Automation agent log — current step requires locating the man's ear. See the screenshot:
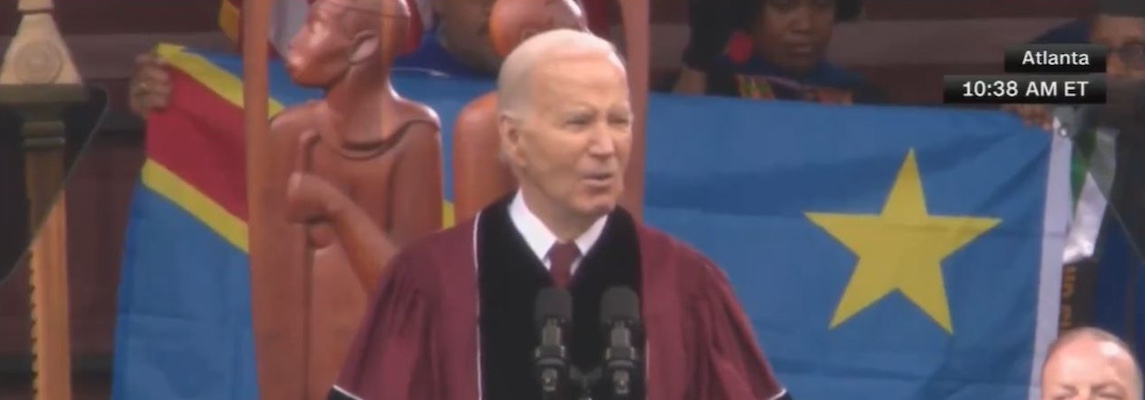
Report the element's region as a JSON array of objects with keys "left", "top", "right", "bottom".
[
  {"left": 498, "top": 113, "right": 524, "bottom": 165},
  {"left": 349, "top": 32, "right": 379, "bottom": 64}
]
